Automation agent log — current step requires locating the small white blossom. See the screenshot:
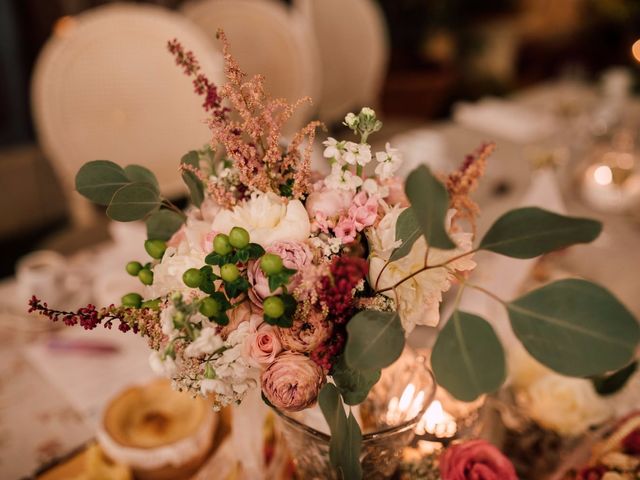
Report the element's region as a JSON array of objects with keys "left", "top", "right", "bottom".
[
  {"left": 343, "top": 112, "right": 358, "bottom": 129},
  {"left": 362, "top": 178, "right": 389, "bottom": 198},
  {"left": 375, "top": 142, "right": 403, "bottom": 180},
  {"left": 184, "top": 327, "right": 224, "bottom": 358},
  {"left": 324, "top": 163, "right": 363, "bottom": 191},
  {"left": 342, "top": 142, "right": 372, "bottom": 166},
  {"left": 322, "top": 137, "right": 342, "bottom": 161},
  {"left": 160, "top": 306, "right": 180, "bottom": 340},
  {"left": 149, "top": 351, "right": 177, "bottom": 377}
]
